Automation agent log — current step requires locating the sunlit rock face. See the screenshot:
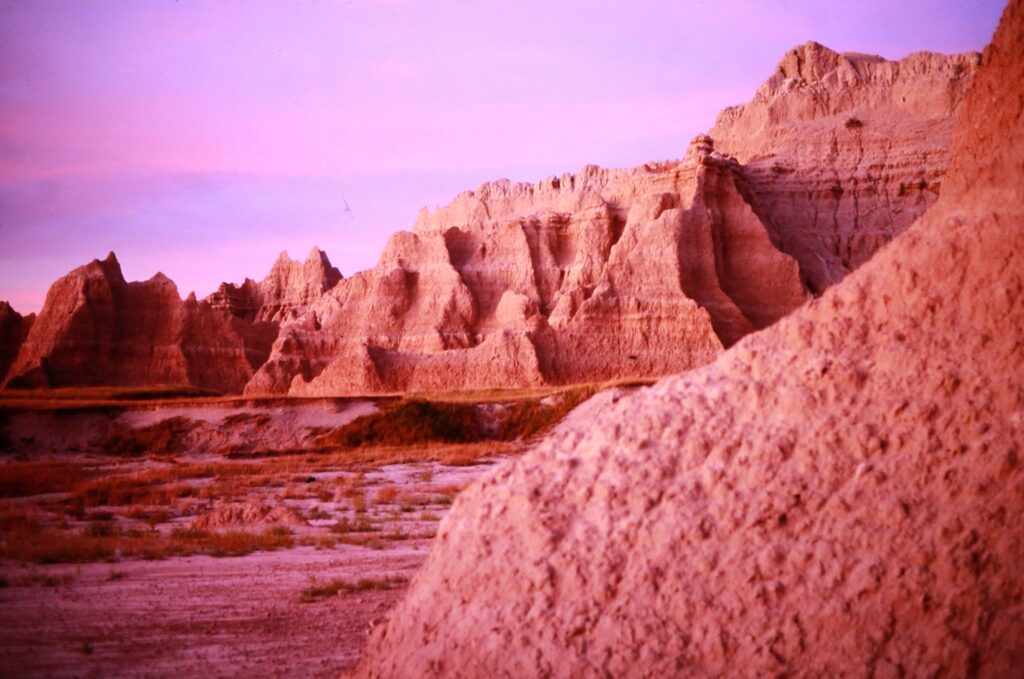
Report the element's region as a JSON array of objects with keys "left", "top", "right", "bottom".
[
  {"left": 1, "top": 37, "right": 980, "bottom": 396},
  {"left": 353, "top": 3, "right": 1024, "bottom": 676},
  {"left": 711, "top": 42, "right": 980, "bottom": 292},
  {"left": 247, "top": 138, "right": 810, "bottom": 396}
]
